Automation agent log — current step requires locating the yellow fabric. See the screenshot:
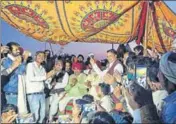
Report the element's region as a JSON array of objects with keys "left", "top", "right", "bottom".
[
  {"left": 146, "top": 2, "right": 176, "bottom": 52},
  {"left": 1, "top": 1, "right": 176, "bottom": 52}
]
